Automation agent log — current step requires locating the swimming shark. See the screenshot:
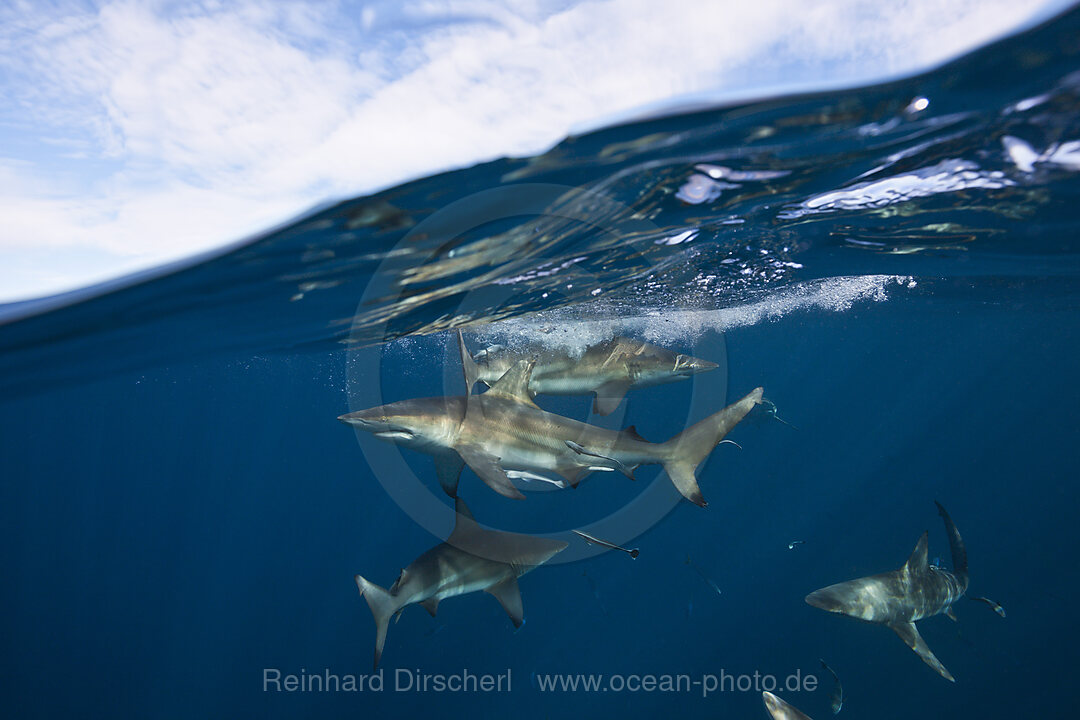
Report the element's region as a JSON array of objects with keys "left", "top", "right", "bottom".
[
  {"left": 763, "top": 691, "right": 814, "bottom": 720},
  {"left": 340, "top": 333, "right": 762, "bottom": 506},
  {"left": 461, "top": 335, "right": 719, "bottom": 415},
  {"left": 354, "top": 497, "right": 567, "bottom": 669},
  {"left": 804, "top": 502, "right": 969, "bottom": 682}
]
